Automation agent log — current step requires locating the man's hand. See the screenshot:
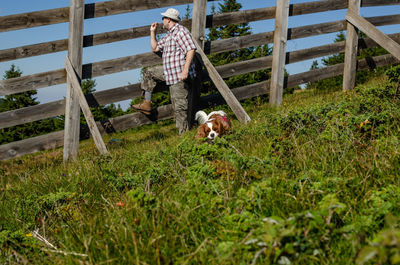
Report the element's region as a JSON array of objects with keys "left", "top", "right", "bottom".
[
  {"left": 150, "top": 22, "right": 159, "bottom": 52},
  {"left": 180, "top": 50, "right": 195, "bottom": 81},
  {"left": 180, "top": 68, "right": 189, "bottom": 81},
  {"left": 150, "top": 22, "right": 158, "bottom": 33}
]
